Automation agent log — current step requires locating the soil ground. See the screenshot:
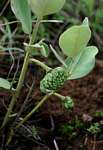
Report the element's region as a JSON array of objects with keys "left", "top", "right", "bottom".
[{"left": 0, "top": 60, "right": 103, "bottom": 150}]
